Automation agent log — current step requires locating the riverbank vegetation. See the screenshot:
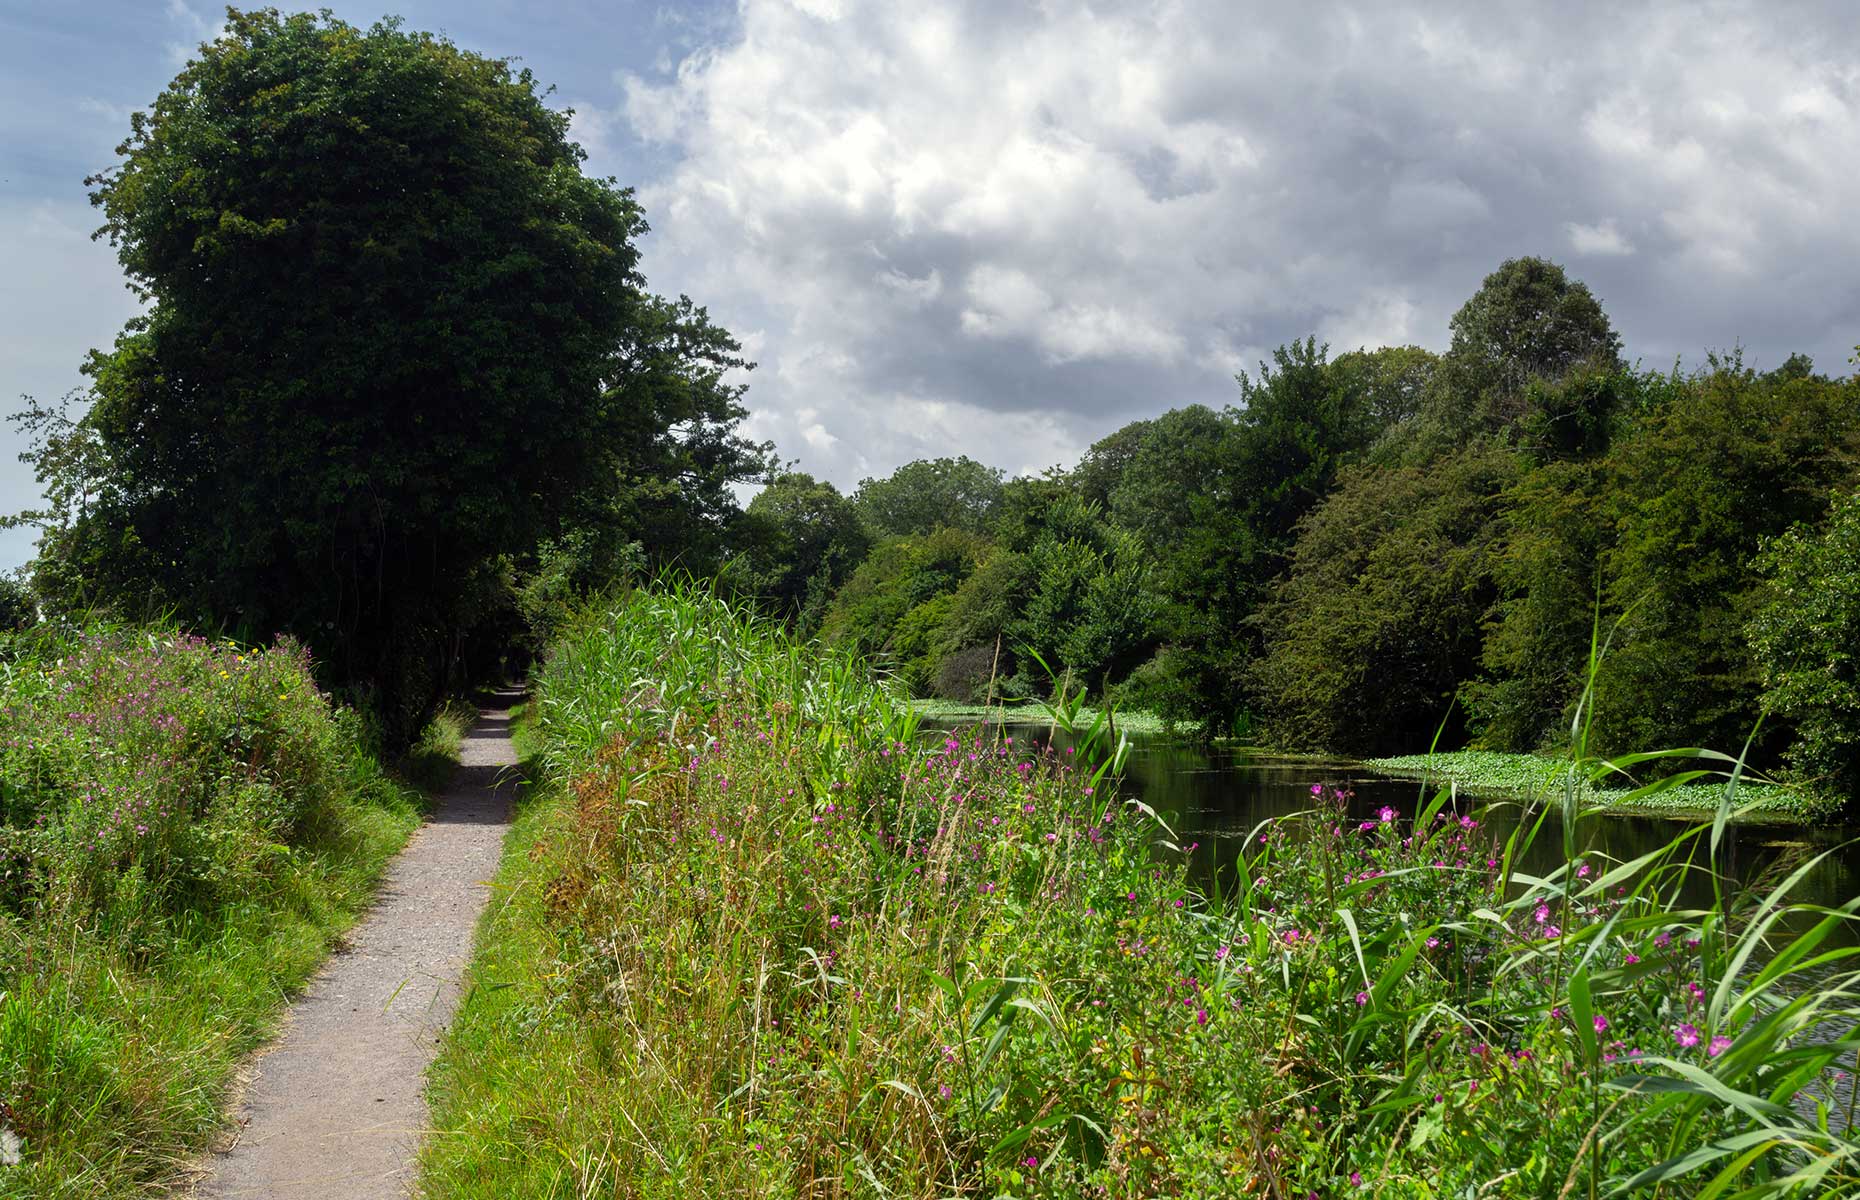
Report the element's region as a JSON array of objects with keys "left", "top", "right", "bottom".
[
  {"left": 725, "top": 264, "right": 1858, "bottom": 813},
  {"left": 1362, "top": 751, "right": 1821, "bottom": 824},
  {"left": 9, "top": 13, "right": 1853, "bottom": 805},
  {"left": 0, "top": 623, "right": 426, "bottom": 1197},
  {"left": 425, "top": 584, "right": 1859, "bottom": 1196}
]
